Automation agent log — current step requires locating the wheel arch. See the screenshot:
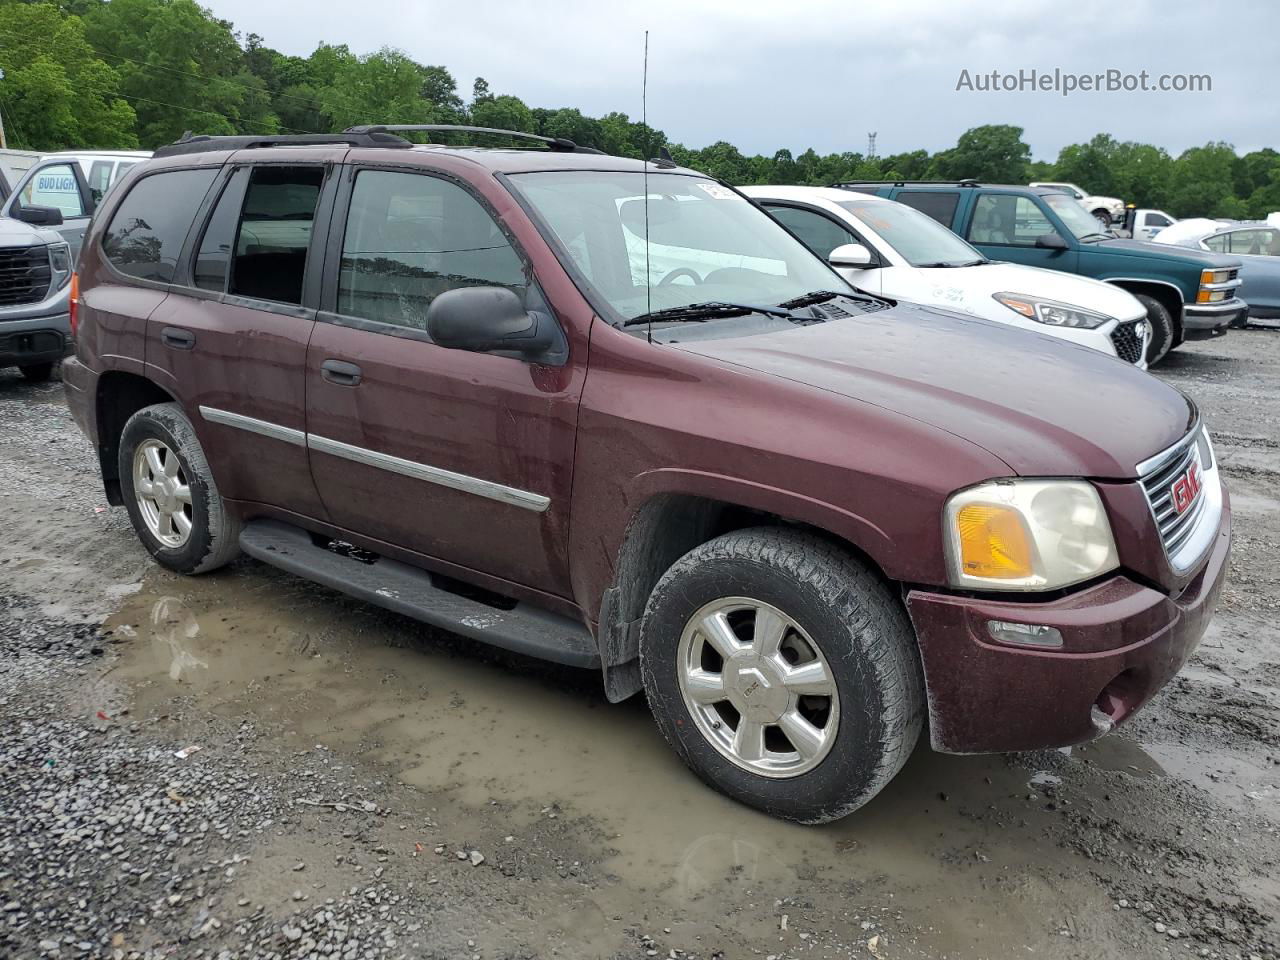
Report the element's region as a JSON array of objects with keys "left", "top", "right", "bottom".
[
  {"left": 1105, "top": 278, "right": 1185, "bottom": 328},
  {"left": 94, "top": 371, "right": 176, "bottom": 505},
  {"left": 595, "top": 483, "right": 897, "bottom": 703}
]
